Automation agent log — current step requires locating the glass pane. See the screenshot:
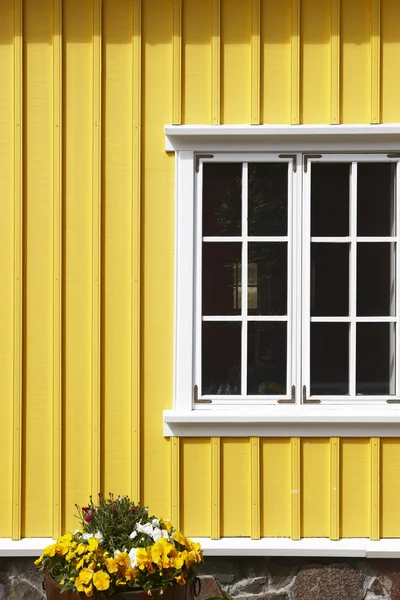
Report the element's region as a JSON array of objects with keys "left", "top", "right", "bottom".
[
  {"left": 248, "top": 243, "right": 287, "bottom": 315},
  {"left": 356, "top": 323, "right": 395, "bottom": 395},
  {"left": 357, "top": 243, "right": 395, "bottom": 316},
  {"left": 202, "top": 322, "right": 241, "bottom": 395},
  {"left": 357, "top": 163, "right": 395, "bottom": 236},
  {"left": 248, "top": 163, "right": 287, "bottom": 236},
  {"left": 311, "top": 243, "right": 349, "bottom": 316},
  {"left": 310, "top": 323, "right": 349, "bottom": 395},
  {"left": 311, "top": 163, "right": 350, "bottom": 237},
  {"left": 203, "top": 163, "right": 242, "bottom": 236},
  {"left": 202, "top": 242, "right": 242, "bottom": 315},
  {"left": 248, "top": 322, "right": 287, "bottom": 395}
]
